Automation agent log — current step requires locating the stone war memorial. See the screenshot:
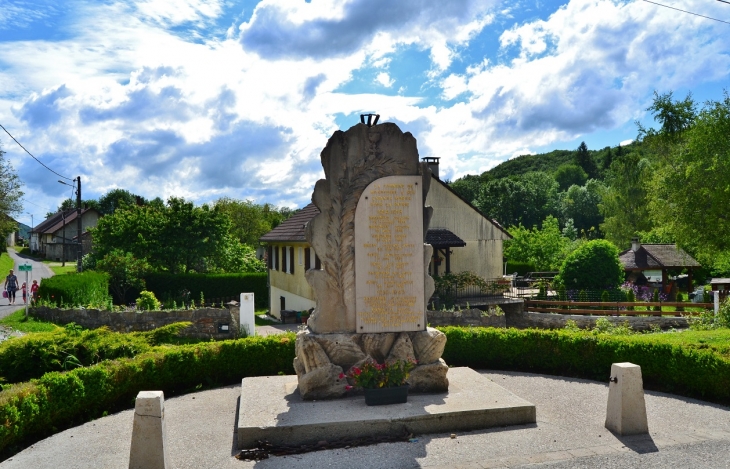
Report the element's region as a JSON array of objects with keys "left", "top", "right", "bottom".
[
  {"left": 237, "top": 119, "right": 536, "bottom": 449},
  {"left": 294, "top": 119, "right": 449, "bottom": 399}
]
